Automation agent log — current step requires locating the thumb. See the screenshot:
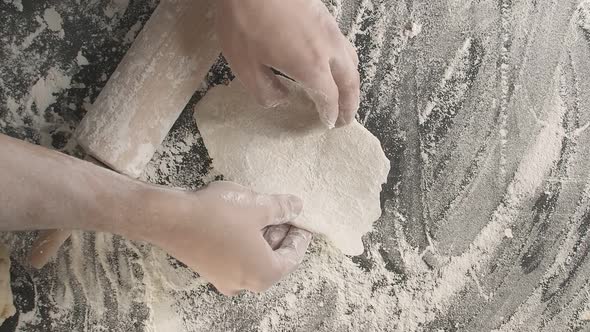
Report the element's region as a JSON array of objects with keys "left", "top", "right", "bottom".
[{"left": 261, "top": 194, "right": 303, "bottom": 226}]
